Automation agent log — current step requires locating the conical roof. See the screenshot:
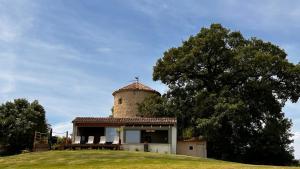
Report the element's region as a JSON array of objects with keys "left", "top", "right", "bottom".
[{"left": 112, "top": 82, "right": 160, "bottom": 96}]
